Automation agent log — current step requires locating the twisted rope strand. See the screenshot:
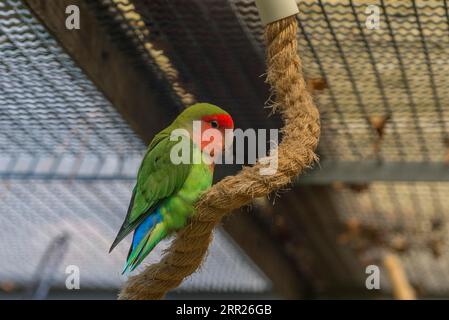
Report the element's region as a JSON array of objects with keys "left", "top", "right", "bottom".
[{"left": 118, "top": 15, "right": 320, "bottom": 300}]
